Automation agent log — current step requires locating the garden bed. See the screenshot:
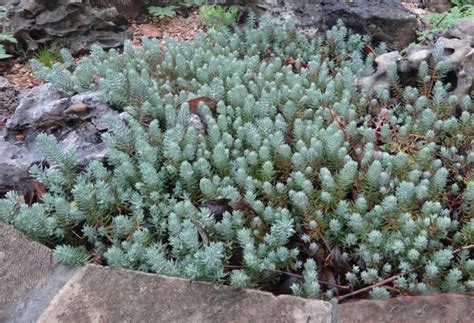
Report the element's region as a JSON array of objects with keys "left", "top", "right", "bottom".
[{"left": 1, "top": 16, "right": 472, "bottom": 303}]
